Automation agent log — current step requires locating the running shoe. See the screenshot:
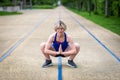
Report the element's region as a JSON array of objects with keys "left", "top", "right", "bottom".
[
  {"left": 42, "top": 60, "right": 53, "bottom": 68},
  {"left": 67, "top": 60, "right": 77, "bottom": 68}
]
